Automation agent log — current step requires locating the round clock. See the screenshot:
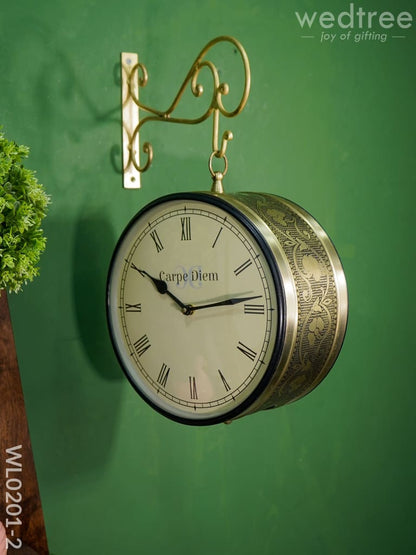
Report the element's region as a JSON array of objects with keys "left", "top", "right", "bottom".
[{"left": 107, "top": 191, "right": 348, "bottom": 425}]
